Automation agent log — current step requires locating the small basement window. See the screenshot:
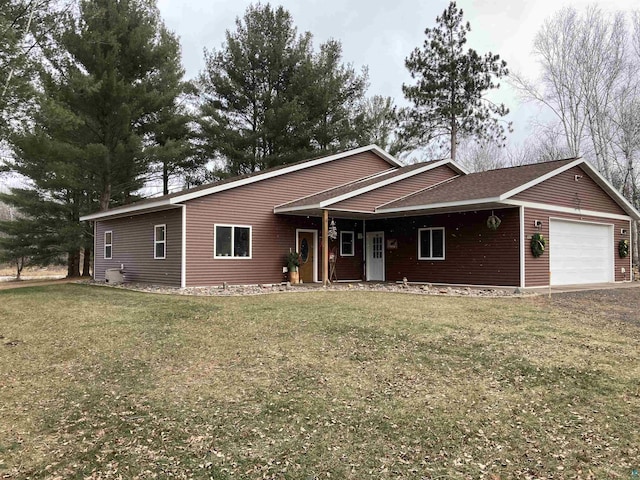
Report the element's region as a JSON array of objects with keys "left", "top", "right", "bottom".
[
  {"left": 104, "top": 231, "right": 112, "bottom": 259},
  {"left": 340, "top": 231, "right": 354, "bottom": 256},
  {"left": 214, "top": 224, "right": 252, "bottom": 258},
  {"left": 418, "top": 227, "right": 445, "bottom": 260},
  {"left": 154, "top": 224, "right": 166, "bottom": 259}
]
